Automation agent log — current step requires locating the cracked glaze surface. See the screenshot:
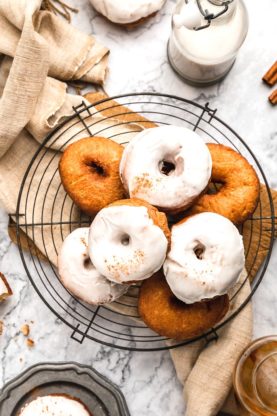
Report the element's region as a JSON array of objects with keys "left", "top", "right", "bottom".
[{"left": 0, "top": 1, "right": 276, "bottom": 415}]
